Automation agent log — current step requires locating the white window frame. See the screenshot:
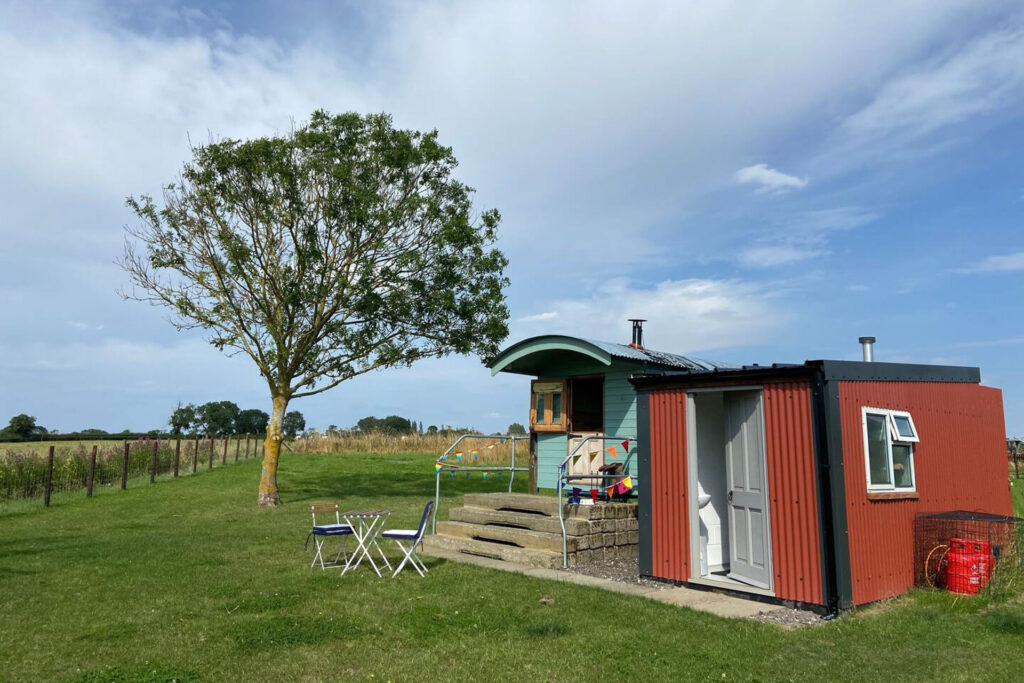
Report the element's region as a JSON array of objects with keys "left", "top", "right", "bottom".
[
  {"left": 861, "top": 407, "right": 917, "bottom": 493},
  {"left": 887, "top": 410, "right": 920, "bottom": 443}
]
